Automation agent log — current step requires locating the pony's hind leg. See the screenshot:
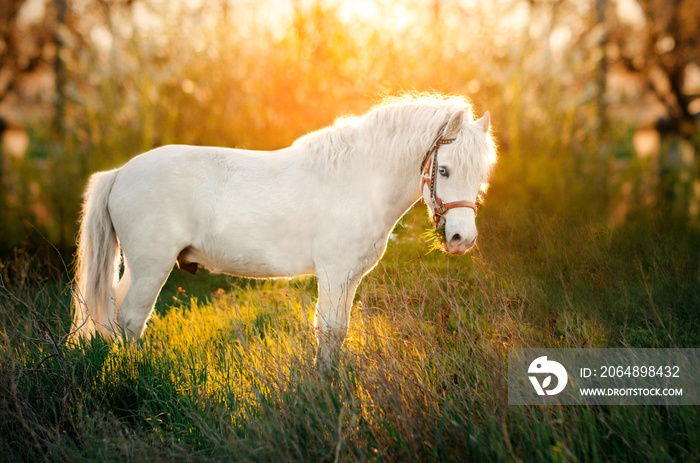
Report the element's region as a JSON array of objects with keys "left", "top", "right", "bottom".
[{"left": 115, "top": 252, "right": 175, "bottom": 340}]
